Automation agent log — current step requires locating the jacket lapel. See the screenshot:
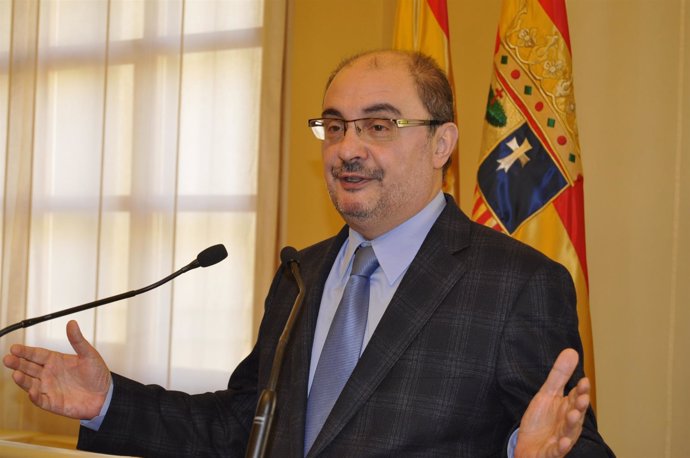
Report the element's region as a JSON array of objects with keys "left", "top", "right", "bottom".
[{"left": 306, "top": 197, "right": 472, "bottom": 457}]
